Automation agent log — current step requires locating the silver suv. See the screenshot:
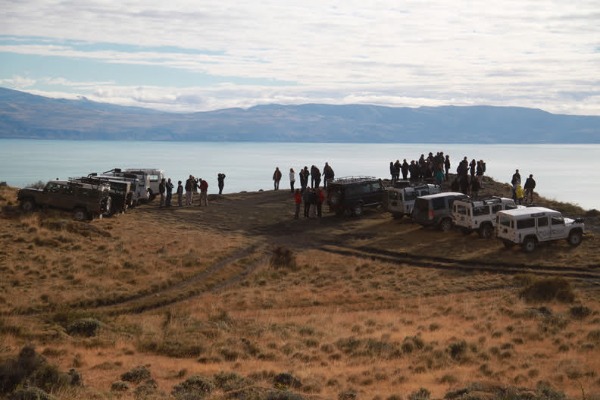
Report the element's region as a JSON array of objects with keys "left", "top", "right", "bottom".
[
  {"left": 385, "top": 184, "right": 441, "bottom": 219},
  {"left": 496, "top": 207, "right": 585, "bottom": 252},
  {"left": 452, "top": 197, "right": 520, "bottom": 239}
]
